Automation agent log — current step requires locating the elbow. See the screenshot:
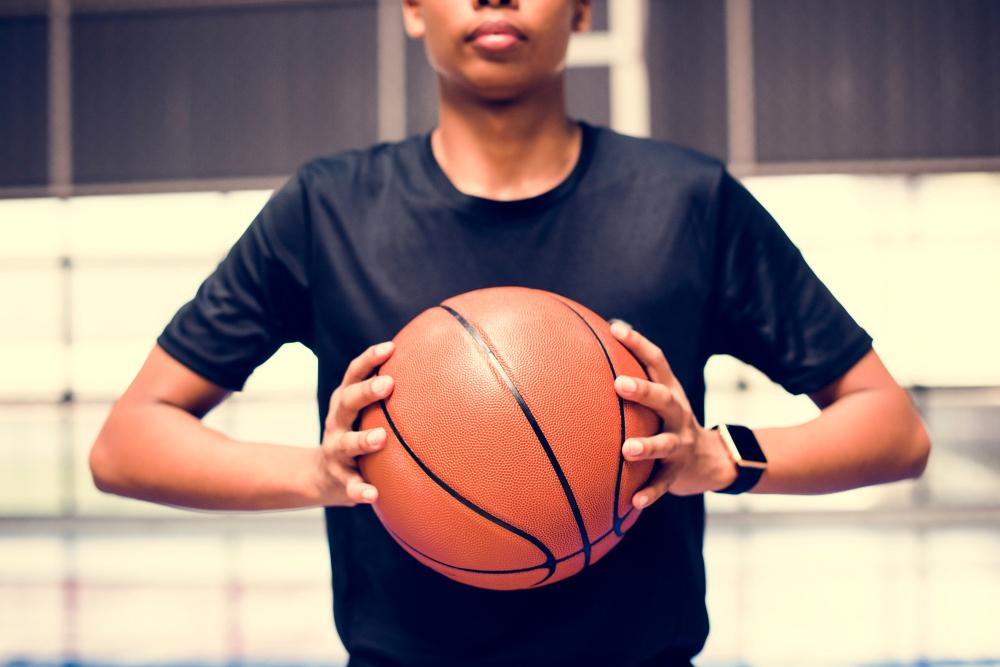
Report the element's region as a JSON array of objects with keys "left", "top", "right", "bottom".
[
  {"left": 89, "top": 411, "right": 132, "bottom": 496},
  {"left": 902, "top": 418, "right": 931, "bottom": 481},
  {"left": 883, "top": 386, "right": 931, "bottom": 483},
  {"left": 89, "top": 401, "right": 140, "bottom": 496},
  {"left": 89, "top": 437, "right": 119, "bottom": 494}
]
